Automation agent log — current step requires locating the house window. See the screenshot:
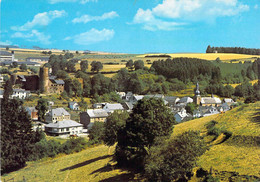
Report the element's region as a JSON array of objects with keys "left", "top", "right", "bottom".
[{"left": 66, "top": 128, "right": 69, "bottom": 131}]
